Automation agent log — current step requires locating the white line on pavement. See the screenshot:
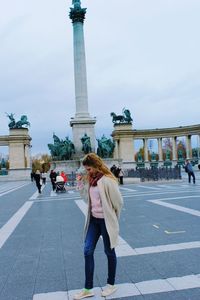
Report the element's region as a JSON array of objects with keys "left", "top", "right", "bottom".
[
  {"left": 0, "top": 201, "right": 33, "bottom": 249},
  {"left": 149, "top": 199, "right": 200, "bottom": 217},
  {"left": 119, "top": 187, "right": 137, "bottom": 192},
  {"left": 137, "top": 185, "right": 161, "bottom": 190},
  {"left": 0, "top": 182, "right": 30, "bottom": 197},
  {"left": 33, "top": 273, "right": 200, "bottom": 300},
  {"left": 75, "top": 199, "right": 200, "bottom": 256}
]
